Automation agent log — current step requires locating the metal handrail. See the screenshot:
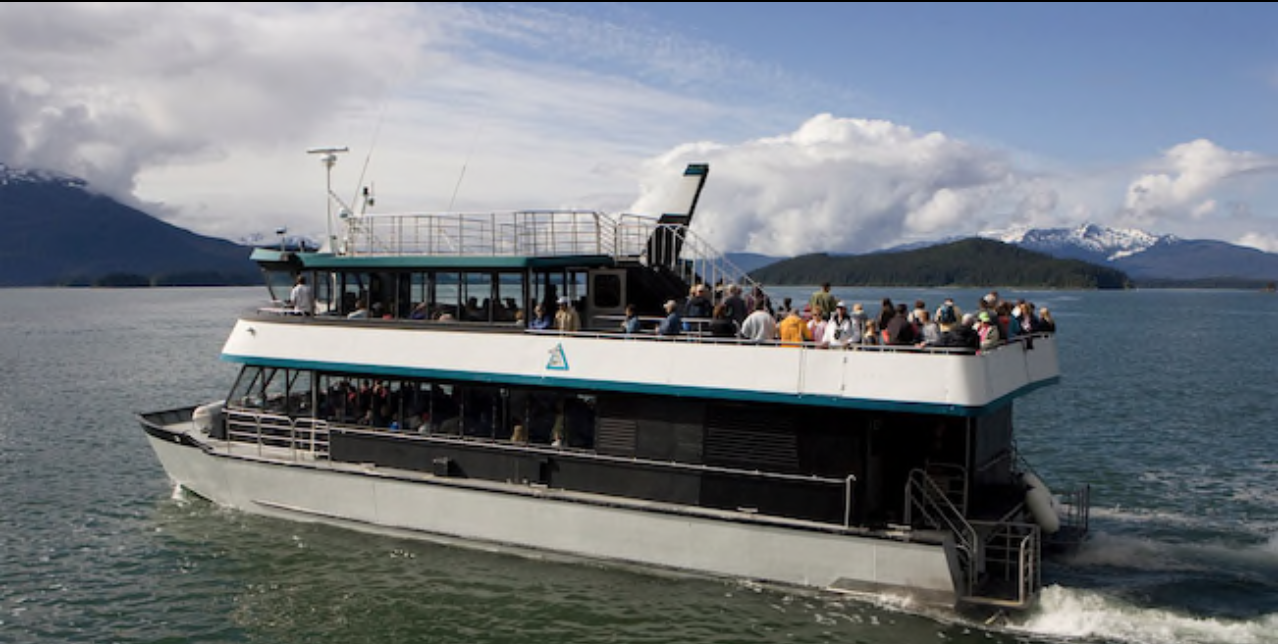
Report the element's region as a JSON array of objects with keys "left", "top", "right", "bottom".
[
  {"left": 224, "top": 409, "right": 330, "bottom": 459},
  {"left": 905, "top": 468, "right": 982, "bottom": 595}
]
